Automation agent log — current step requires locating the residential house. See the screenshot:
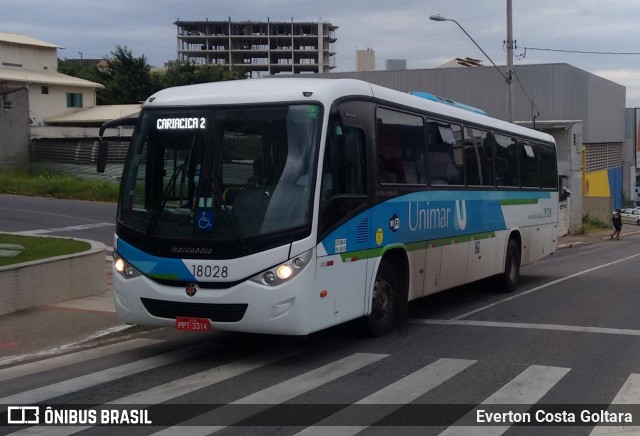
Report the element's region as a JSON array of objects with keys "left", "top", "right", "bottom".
[{"left": 0, "top": 31, "right": 104, "bottom": 127}]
